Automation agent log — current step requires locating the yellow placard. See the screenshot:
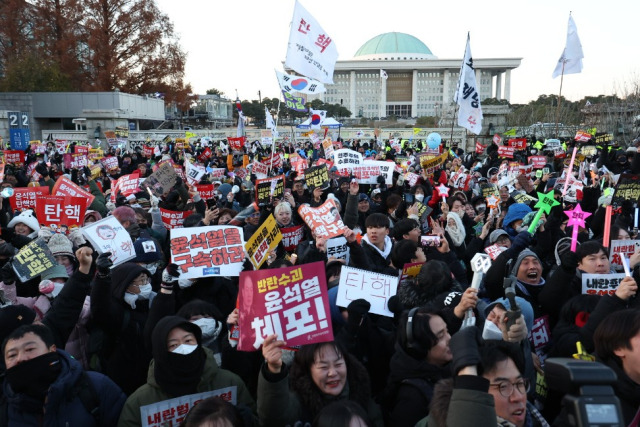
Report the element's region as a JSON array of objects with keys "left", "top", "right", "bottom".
[{"left": 244, "top": 214, "right": 282, "bottom": 270}]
